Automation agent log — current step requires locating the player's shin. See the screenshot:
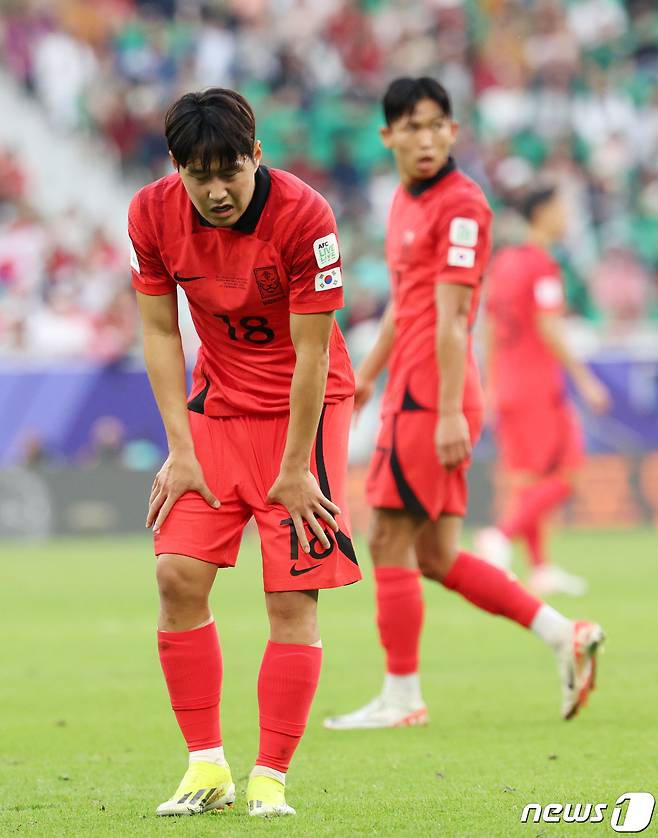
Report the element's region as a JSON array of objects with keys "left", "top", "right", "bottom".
[
  {"left": 442, "top": 551, "right": 542, "bottom": 628},
  {"left": 500, "top": 475, "right": 572, "bottom": 540},
  {"left": 375, "top": 566, "right": 424, "bottom": 694},
  {"left": 323, "top": 566, "right": 427, "bottom": 729},
  {"left": 523, "top": 521, "right": 547, "bottom": 568},
  {"left": 157, "top": 621, "right": 223, "bottom": 752},
  {"left": 255, "top": 640, "right": 322, "bottom": 776}
]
